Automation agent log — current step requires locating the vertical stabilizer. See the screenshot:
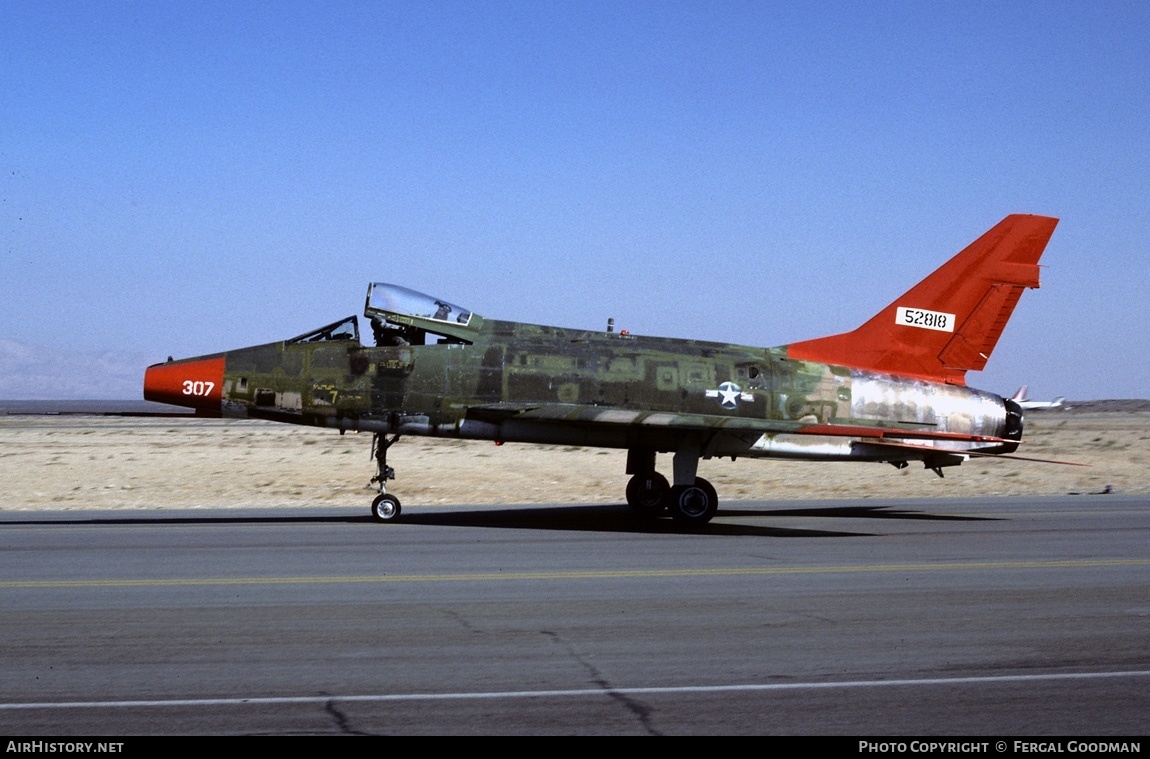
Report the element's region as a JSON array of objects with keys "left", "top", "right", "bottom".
[{"left": 785, "top": 214, "right": 1059, "bottom": 384}]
